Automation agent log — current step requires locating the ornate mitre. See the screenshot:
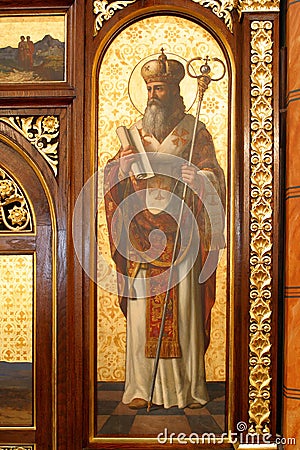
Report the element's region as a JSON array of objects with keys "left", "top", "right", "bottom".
[{"left": 141, "top": 48, "right": 185, "bottom": 85}]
